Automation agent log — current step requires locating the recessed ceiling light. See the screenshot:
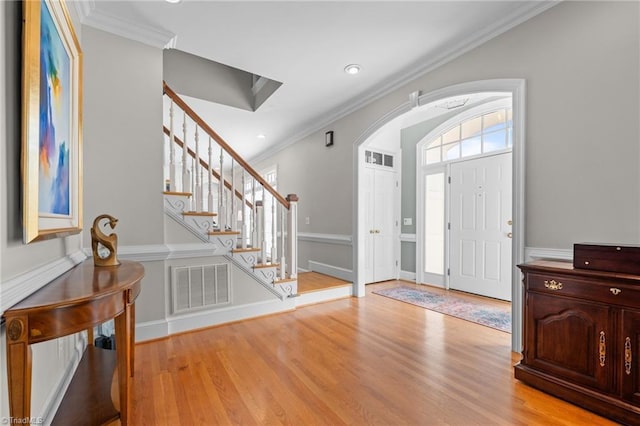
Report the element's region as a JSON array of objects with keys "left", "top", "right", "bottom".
[
  {"left": 344, "top": 64, "right": 361, "bottom": 75},
  {"left": 166, "top": 0, "right": 181, "bottom": 4},
  {"left": 257, "top": 134, "right": 266, "bottom": 139}
]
